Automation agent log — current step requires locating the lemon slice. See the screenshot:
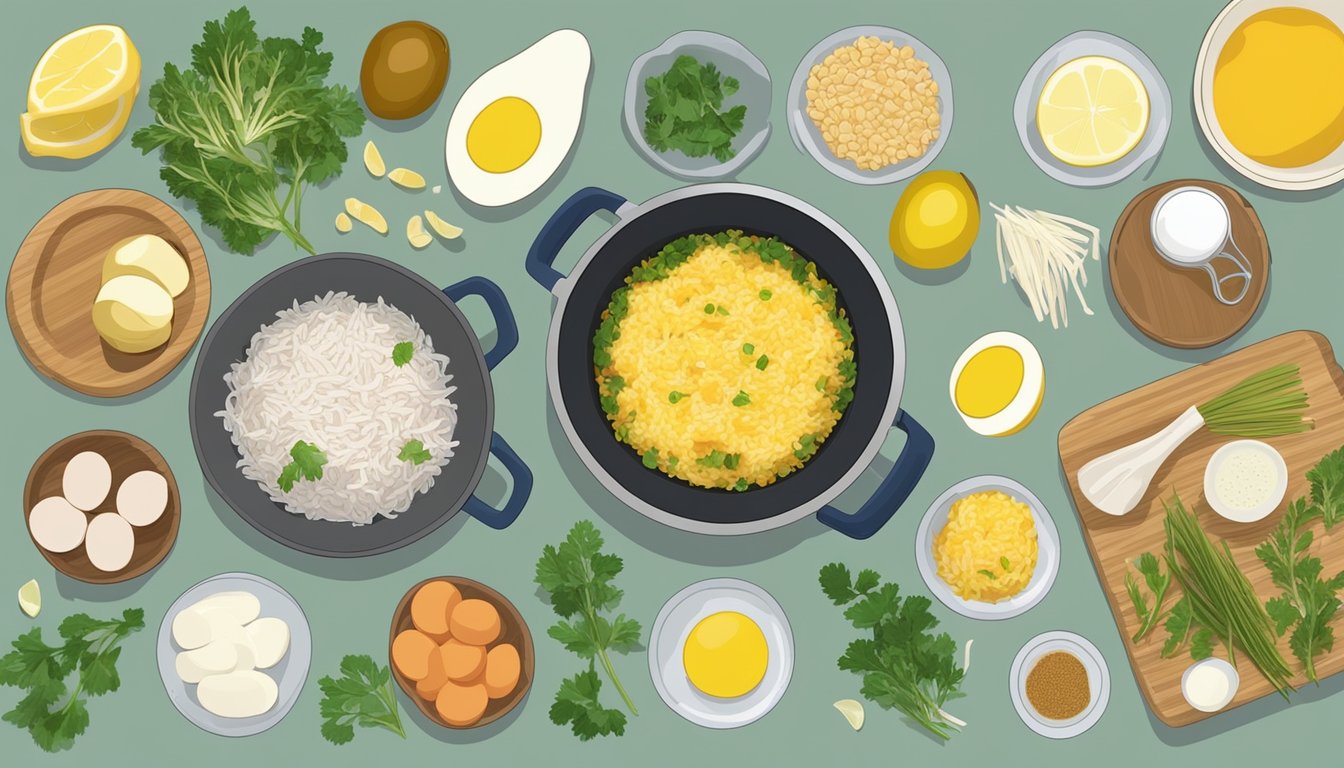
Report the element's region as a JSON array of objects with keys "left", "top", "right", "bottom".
[
  {"left": 335, "top": 212, "right": 353, "bottom": 233},
  {"left": 20, "top": 90, "right": 135, "bottom": 159},
  {"left": 406, "top": 215, "right": 432, "bottom": 249},
  {"left": 833, "top": 699, "right": 864, "bottom": 730},
  {"left": 424, "top": 210, "right": 463, "bottom": 240},
  {"left": 18, "top": 580, "right": 40, "bottom": 618},
  {"left": 389, "top": 167, "right": 427, "bottom": 190},
  {"left": 363, "top": 141, "right": 386, "bottom": 177},
  {"left": 28, "top": 25, "right": 140, "bottom": 116},
  {"left": 344, "top": 198, "right": 387, "bottom": 234},
  {"left": 1036, "top": 56, "right": 1149, "bottom": 167}
]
